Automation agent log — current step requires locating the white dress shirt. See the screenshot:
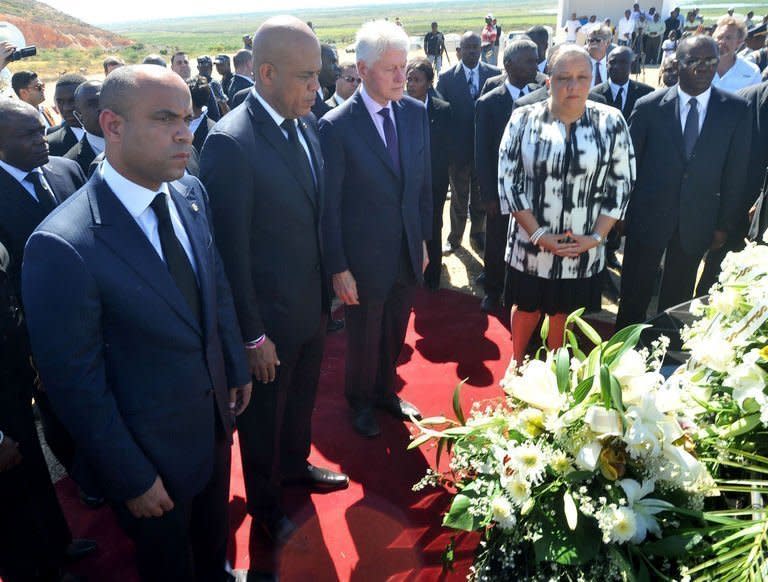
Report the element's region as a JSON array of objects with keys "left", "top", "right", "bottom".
[
  {"left": 188, "top": 107, "right": 208, "bottom": 136},
  {"left": 359, "top": 84, "right": 398, "bottom": 147},
  {"left": 590, "top": 57, "right": 607, "bottom": 88},
  {"left": 677, "top": 86, "right": 711, "bottom": 134},
  {"left": 609, "top": 80, "right": 630, "bottom": 110},
  {"left": 250, "top": 87, "right": 316, "bottom": 182},
  {"left": 564, "top": 19, "right": 582, "bottom": 42},
  {"left": 617, "top": 17, "right": 635, "bottom": 40},
  {"left": 85, "top": 132, "right": 105, "bottom": 156},
  {"left": 461, "top": 63, "right": 480, "bottom": 95},
  {"left": 332, "top": 93, "right": 345, "bottom": 106},
  {"left": 0, "top": 159, "right": 51, "bottom": 202},
  {"left": 505, "top": 81, "right": 529, "bottom": 101},
  {"left": 712, "top": 57, "right": 763, "bottom": 93},
  {"left": 101, "top": 160, "right": 197, "bottom": 274}
]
